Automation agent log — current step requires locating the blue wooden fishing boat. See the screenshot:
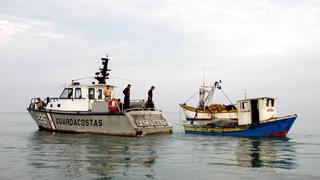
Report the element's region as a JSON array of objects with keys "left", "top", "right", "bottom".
[
  {"left": 184, "top": 114, "right": 297, "bottom": 137},
  {"left": 181, "top": 81, "right": 297, "bottom": 137}
]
